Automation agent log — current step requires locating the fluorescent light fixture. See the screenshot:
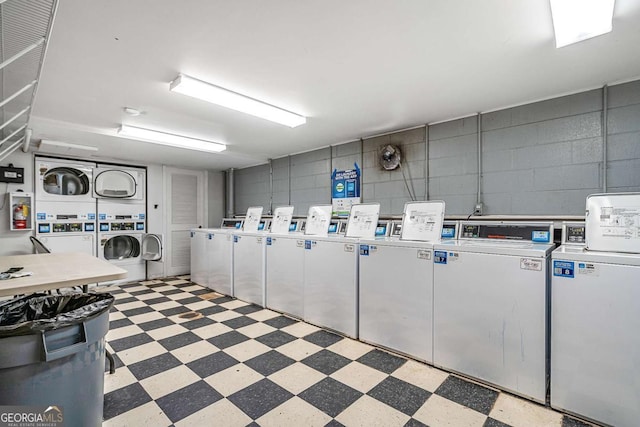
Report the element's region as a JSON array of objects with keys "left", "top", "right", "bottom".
[
  {"left": 170, "top": 74, "right": 306, "bottom": 128},
  {"left": 550, "top": 0, "right": 615, "bottom": 48},
  {"left": 40, "top": 139, "right": 99, "bottom": 152},
  {"left": 117, "top": 125, "right": 226, "bottom": 153}
]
